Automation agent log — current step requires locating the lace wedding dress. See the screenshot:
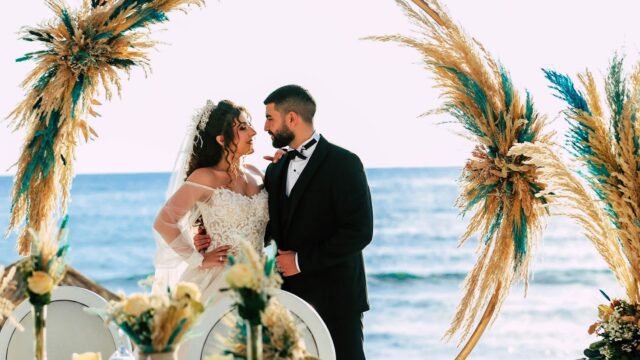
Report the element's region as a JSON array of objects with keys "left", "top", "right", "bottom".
[{"left": 153, "top": 180, "right": 269, "bottom": 302}]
